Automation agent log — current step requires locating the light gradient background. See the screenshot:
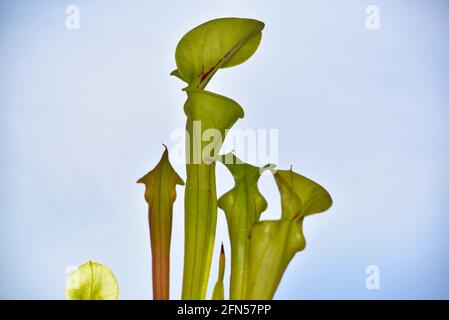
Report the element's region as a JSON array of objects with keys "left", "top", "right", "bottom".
[{"left": 1, "top": 0, "right": 448, "bottom": 299}]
